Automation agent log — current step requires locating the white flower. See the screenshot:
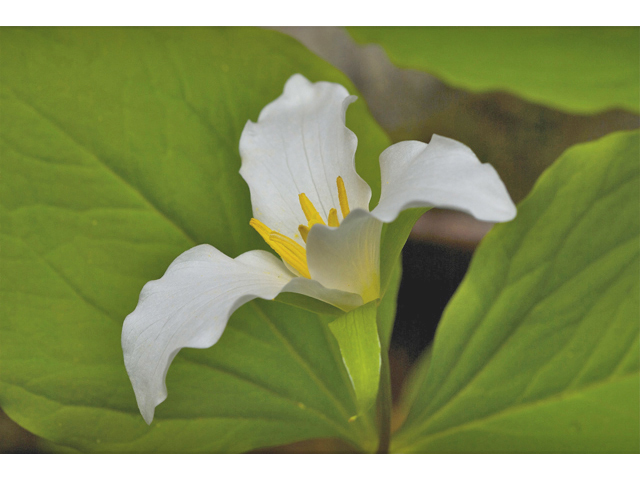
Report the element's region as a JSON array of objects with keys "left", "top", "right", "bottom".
[{"left": 122, "top": 74, "right": 516, "bottom": 424}]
